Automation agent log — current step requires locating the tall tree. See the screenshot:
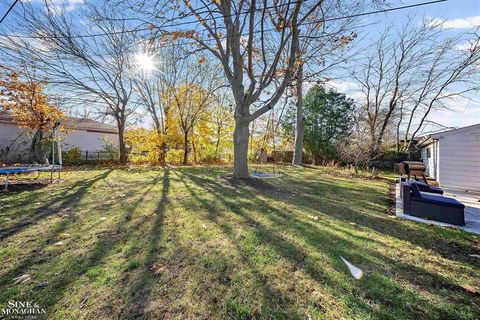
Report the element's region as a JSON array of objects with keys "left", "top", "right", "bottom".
[
  {"left": 162, "top": 59, "right": 221, "bottom": 164},
  {"left": 210, "top": 91, "right": 234, "bottom": 161},
  {"left": 292, "top": 65, "right": 304, "bottom": 165},
  {"left": 290, "top": 4, "right": 363, "bottom": 165},
  {"left": 285, "top": 85, "right": 353, "bottom": 163}
]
